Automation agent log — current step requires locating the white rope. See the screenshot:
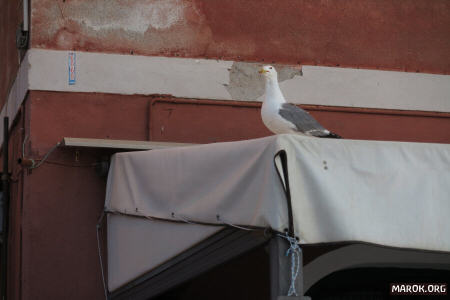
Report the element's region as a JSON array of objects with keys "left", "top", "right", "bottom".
[
  {"left": 171, "top": 213, "right": 256, "bottom": 231},
  {"left": 278, "top": 233, "right": 301, "bottom": 297},
  {"left": 216, "top": 215, "right": 255, "bottom": 231}
]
